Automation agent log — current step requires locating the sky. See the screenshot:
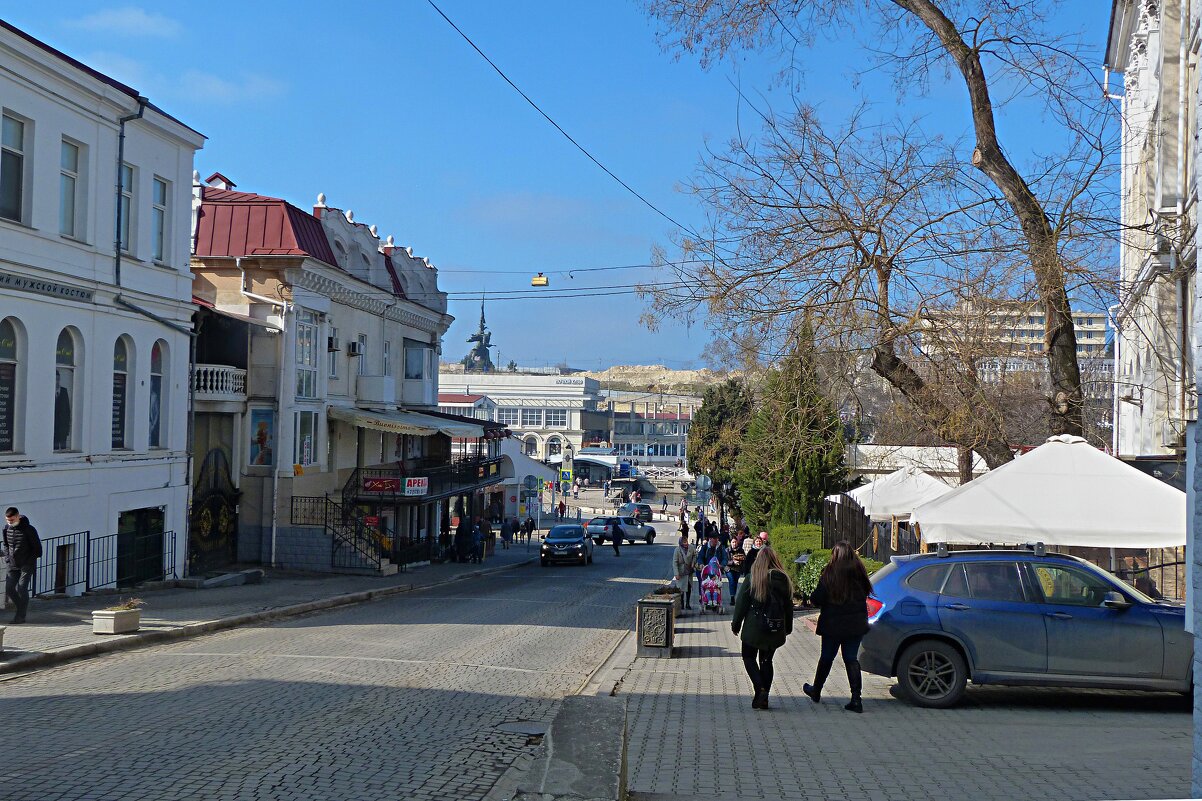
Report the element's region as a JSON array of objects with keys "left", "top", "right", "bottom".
[{"left": 6, "top": 1, "right": 1110, "bottom": 370}]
